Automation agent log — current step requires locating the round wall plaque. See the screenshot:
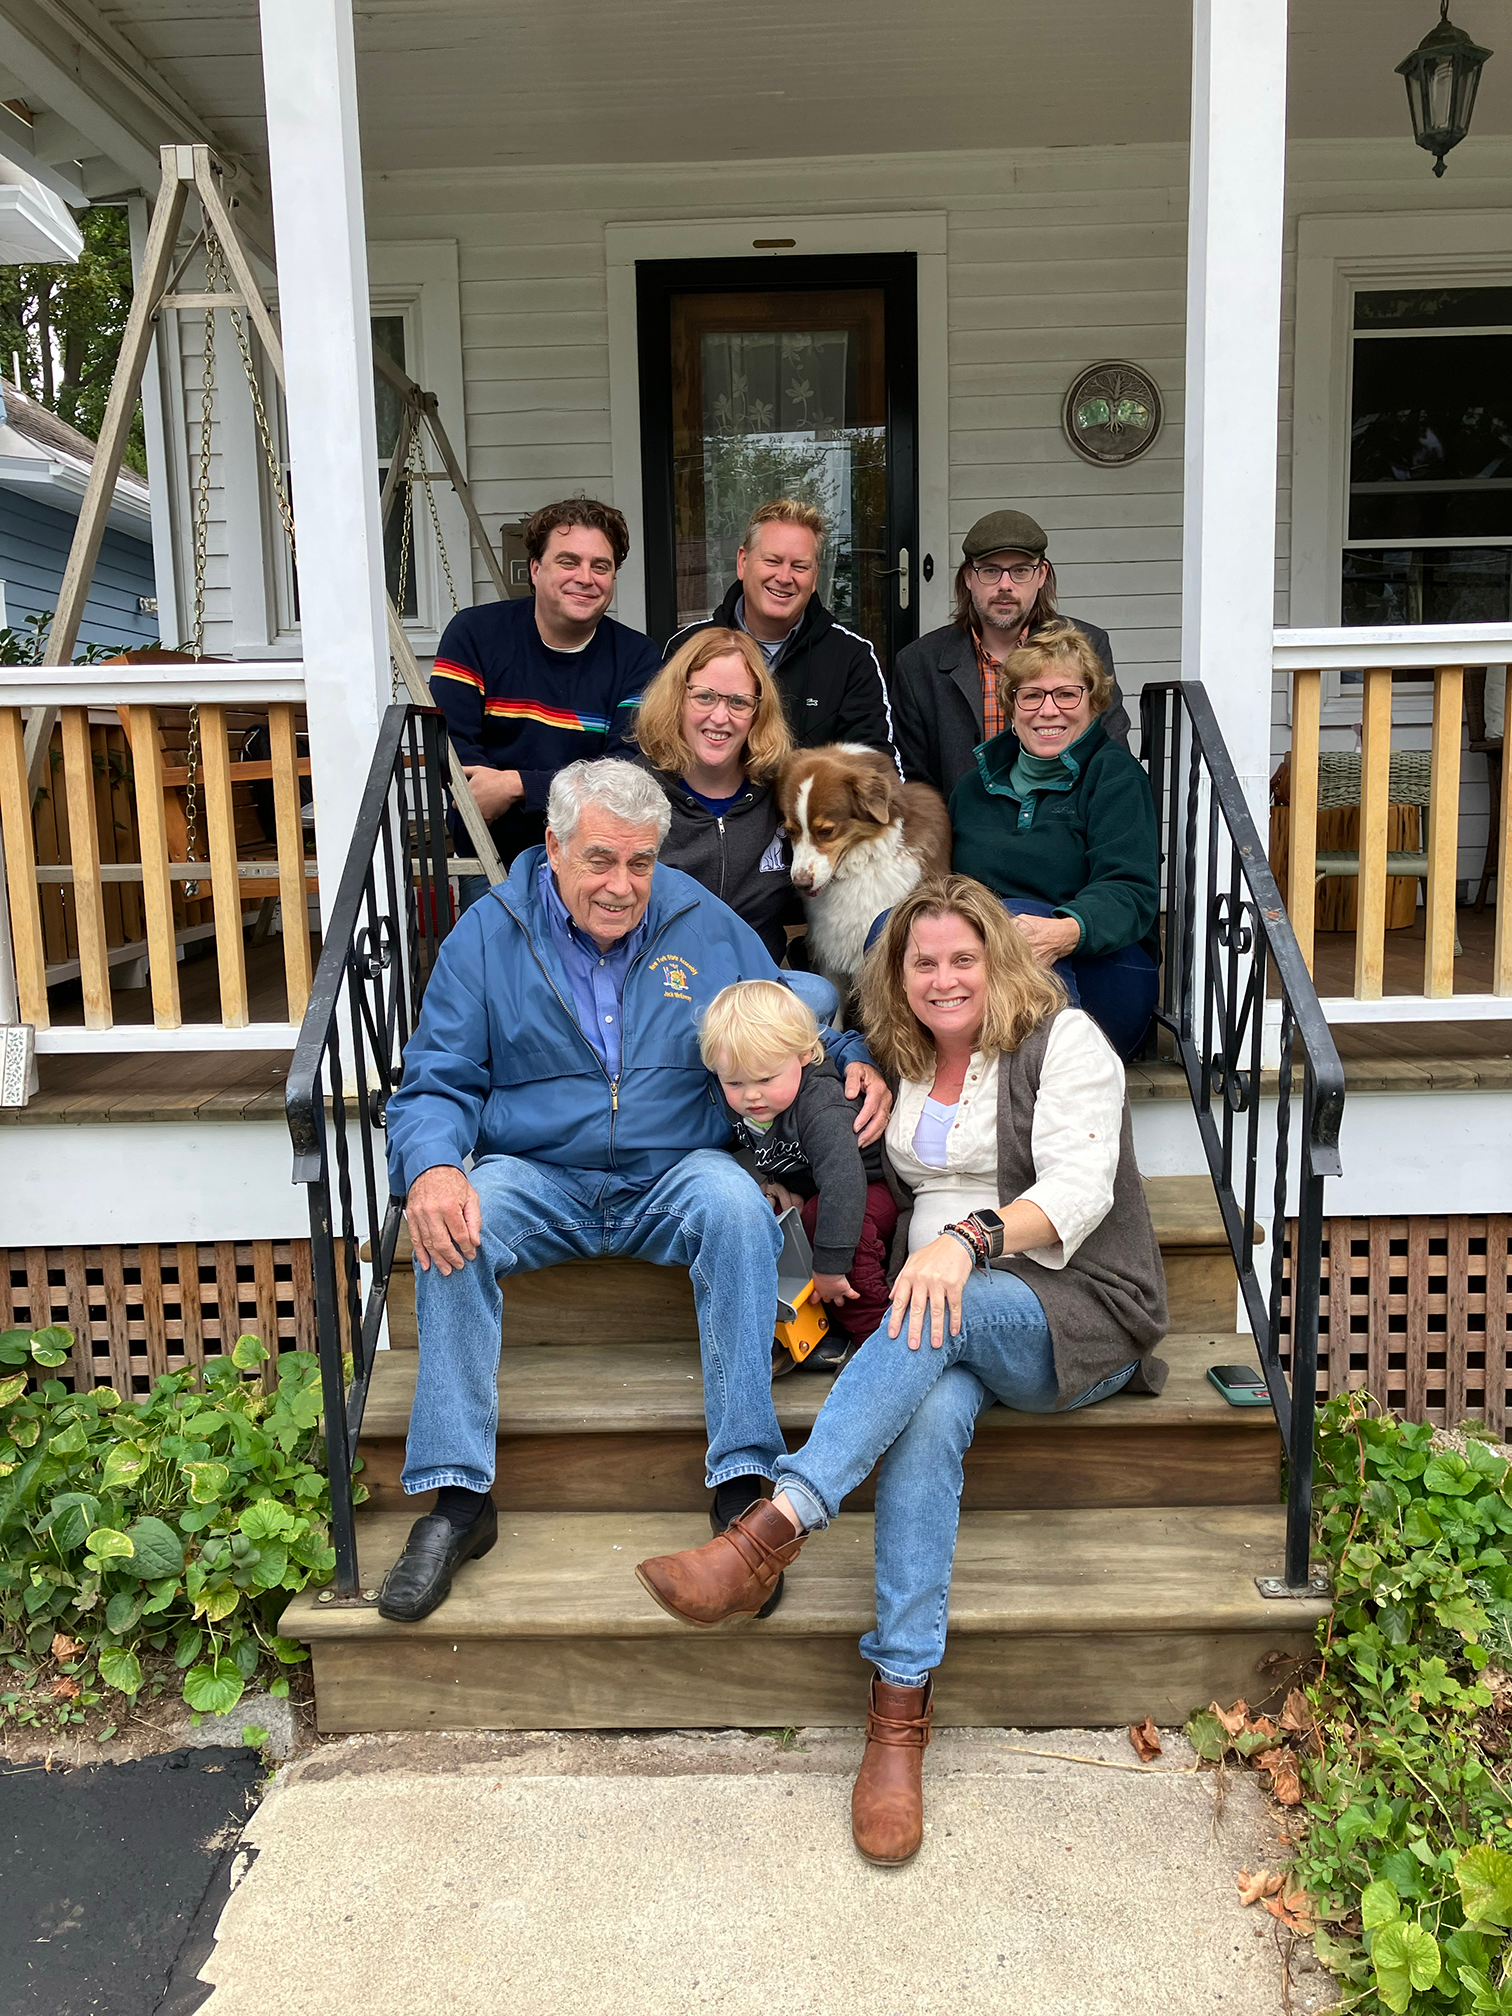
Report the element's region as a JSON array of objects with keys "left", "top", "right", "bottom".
[{"left": 1062, "top": 360, "right": 1163, "bottom": 466}]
